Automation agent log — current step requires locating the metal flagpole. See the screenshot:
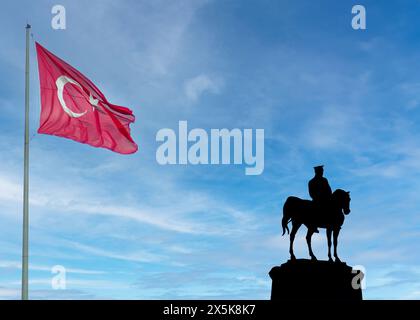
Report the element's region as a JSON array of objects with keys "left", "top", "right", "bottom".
[{"left": 22, "top": 23, "right": 31, "bottom": 300}]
